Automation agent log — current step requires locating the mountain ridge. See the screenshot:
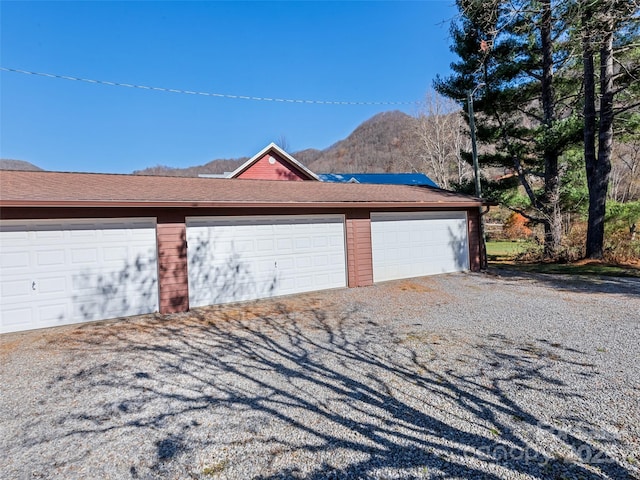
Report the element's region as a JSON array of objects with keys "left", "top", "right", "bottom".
[
  {"left": 1, "top": 110, "right": 425, "bottom": 176},
  {"left": 134, "top": 110, "right": 422, "bottom": 177},
  {"left": 0, "top": 159, "right": 44, "bottom": 171}
]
